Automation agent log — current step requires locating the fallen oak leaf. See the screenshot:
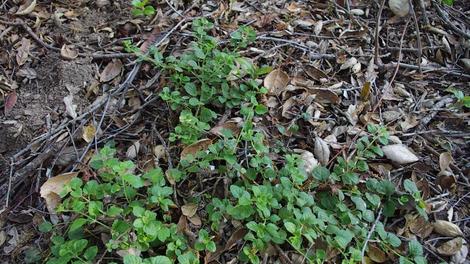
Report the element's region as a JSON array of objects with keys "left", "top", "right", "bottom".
[
  {"left": 180, "top": 138, "right": 213, "bottom": 159},
  {"left": 382, "top": 144, "right": 419, "bottom": 164},
  {"left": 82, "top": 124, "right": 96, "bottom": 143},
  {"left": 433, "top": 220, "right": 463, "bottom": 237},
  {"left": 40, "top": 172, "right": 79, "bottom": 215},
  {"left": 389, "top": 0, "right": 410, "bottom": 17},
  {"left": 437, "top": 237, "right": 463, "bottom": 256},
  {"left": 4, "top": 91, "right": 17, "bottom": 115},
  {"left": 100, "top": 59, "right": 123, "bottom": 82},
  {"left": 314, "top": 137, "right": 330, "bottom": 165},
  {"left": 264, "top": 69, "right": 289, "bottom": 96},
  {"left": 181, "top": 203, "right": 198, "bottom": 218},
  {"left": 15, "top": 0, "right": 36, "bottom": 15},
  {"left": 60, "top": 44, "right": 79, "bottom": 60}
]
